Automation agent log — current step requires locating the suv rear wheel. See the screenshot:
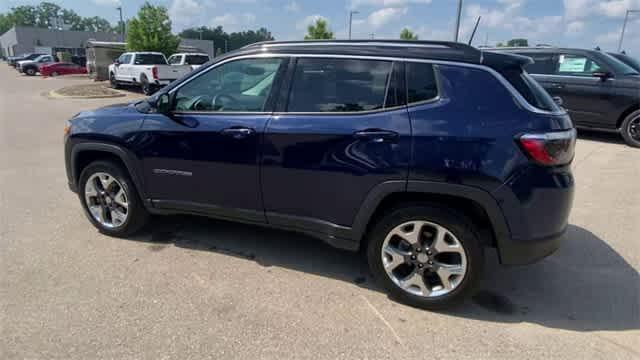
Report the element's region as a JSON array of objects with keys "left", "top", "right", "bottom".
[
  {"left": 78, "top": 160, "right": 149, "bottom": 237},
  {"left": 367, "top": 204, "right": 483, "bottom": 309},
  {"left": 621, "top": 109, "right": 640, "bottom": 148},
  {"left": 25, "top": 67, "right": 36, "bottom": 76}
]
